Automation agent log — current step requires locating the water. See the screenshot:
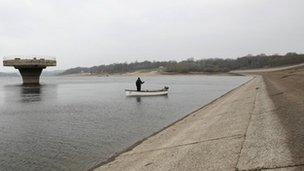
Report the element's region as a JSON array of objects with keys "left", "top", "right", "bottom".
[{"left": 0, "top": 75, "right": 250, "bottom": 171}]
